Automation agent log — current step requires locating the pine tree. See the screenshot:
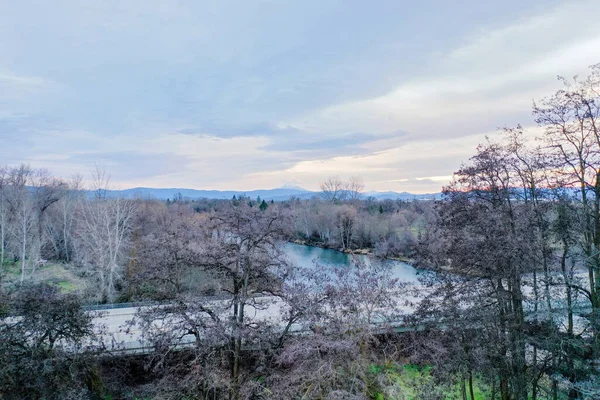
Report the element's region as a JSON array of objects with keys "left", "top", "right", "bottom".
[{"left": 260, "top": 199, "right": 268, "bottom": 211}]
